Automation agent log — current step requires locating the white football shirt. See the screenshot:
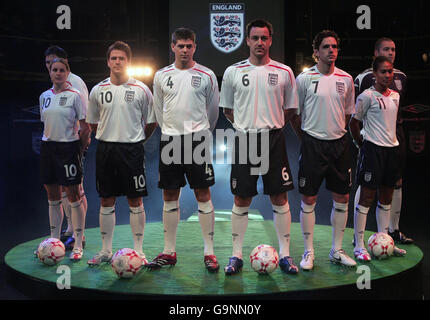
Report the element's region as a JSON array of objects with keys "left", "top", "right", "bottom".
[
  {"left": 66, "top": 72, "right": 89, "bottom": 112},
  {"left": 87, "top": 77, "right": 155, "bottom": 143},
  {"left": 39, "top": 85, "right": 85, "bottom": 142},
  {"left": 153, "top": 63, "right": 219, "bottom": 136},
  {"left": 354, "top": 87, "right": 400, "bottom": 147},
  {"left": 220, "top": 59, "right": 298, "bottom": 133},
  {"left": 296, "top": 65, "right": 355, "bottom": 140}
]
